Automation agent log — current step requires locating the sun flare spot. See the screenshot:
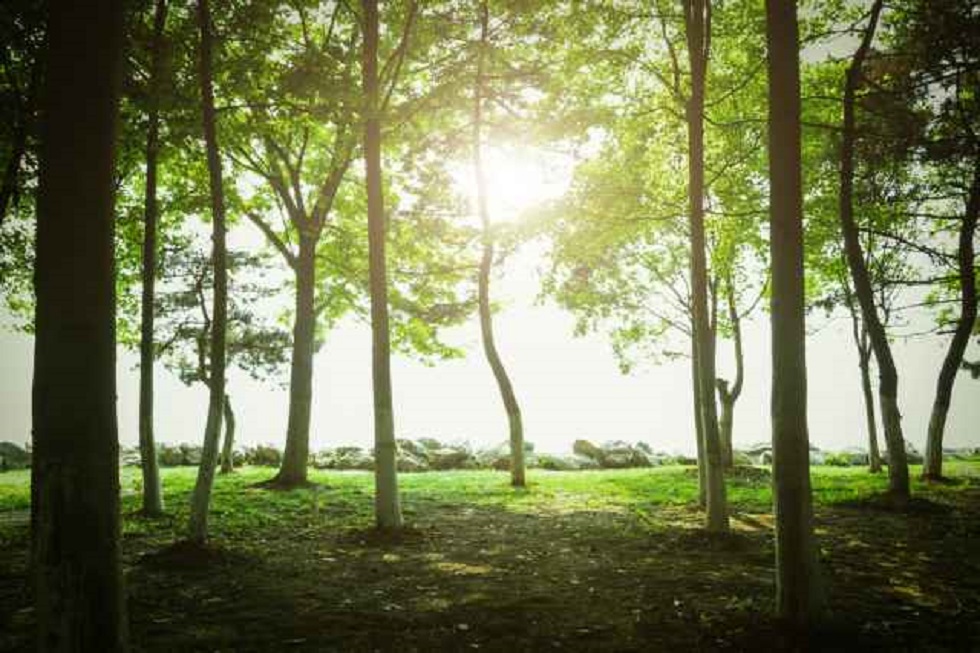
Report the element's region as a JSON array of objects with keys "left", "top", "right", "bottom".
[{"left": 452, "top": 145, "right": 572, "bottom": 225}]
